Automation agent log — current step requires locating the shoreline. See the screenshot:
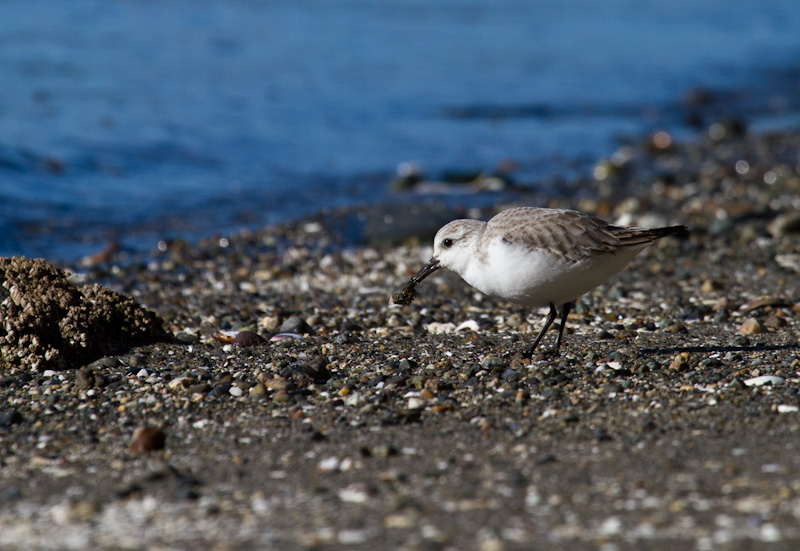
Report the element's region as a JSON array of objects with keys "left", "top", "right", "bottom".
[{"left": 2, "top": 123, "right": 800, "bottom": 549}]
